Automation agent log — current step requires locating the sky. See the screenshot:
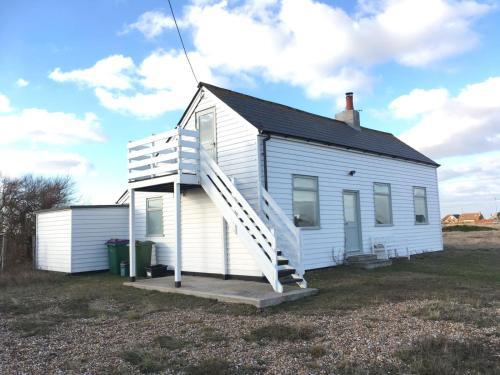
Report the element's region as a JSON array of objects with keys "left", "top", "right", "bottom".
[{"left": 1, "top": 0, "right": 499, "bottom": 217}]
